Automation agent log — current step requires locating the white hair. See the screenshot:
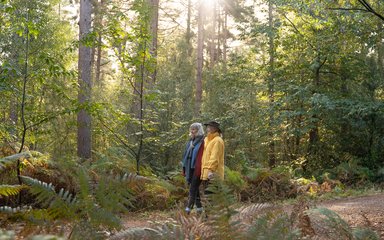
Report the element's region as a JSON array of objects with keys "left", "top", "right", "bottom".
[{"left": 189, "top": 122, "right": 204, "bottom": 137}]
